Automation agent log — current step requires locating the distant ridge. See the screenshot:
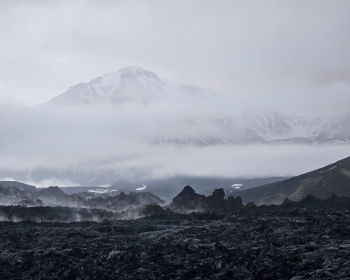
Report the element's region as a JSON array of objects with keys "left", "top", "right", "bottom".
[
  {"left": 236, "top": 156, "right": 350, "bottom": 205},
  {"left": 0, "top": 181, "right": 36, "bottom": 192}
]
